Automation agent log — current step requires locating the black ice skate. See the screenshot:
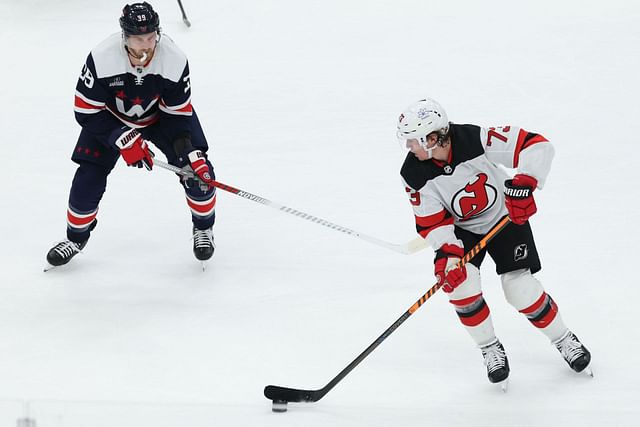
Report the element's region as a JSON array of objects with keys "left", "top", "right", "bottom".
[
  {"left": 553, "top": 331, "right": 592, "bottom": 377},
  {"left": 192, "top": 226, "right": 215, "bottom": 264},
  {"left": 45, "top": 239, "right": 88, "bottom": 270},
  {"left": 480, "top": 338, "right": 510, "bottom": 391}
]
